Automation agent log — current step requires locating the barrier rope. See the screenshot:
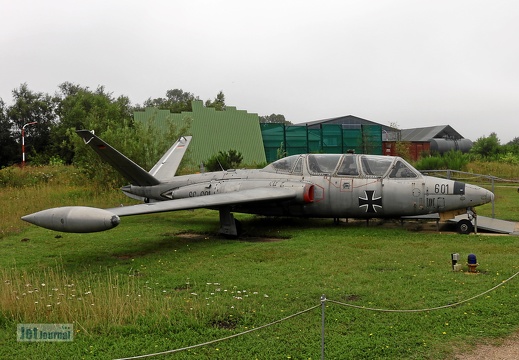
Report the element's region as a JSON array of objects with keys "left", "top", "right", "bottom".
[
  {"left": 114, "top": 304, "right": 320, "bottom": 360},
  {"left": 328, "top": 270, "right": 519, "bottom": 313},
  {"left": 114, "top": 270, "right": 519, "bottom": 359}
]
